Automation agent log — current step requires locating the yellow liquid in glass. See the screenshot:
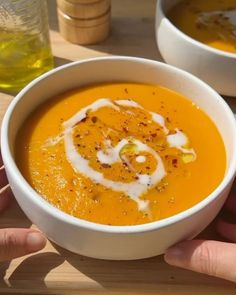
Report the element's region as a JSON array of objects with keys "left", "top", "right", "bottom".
[{"left": 0, "top": 31, "right": 54, "bottom": 92}]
